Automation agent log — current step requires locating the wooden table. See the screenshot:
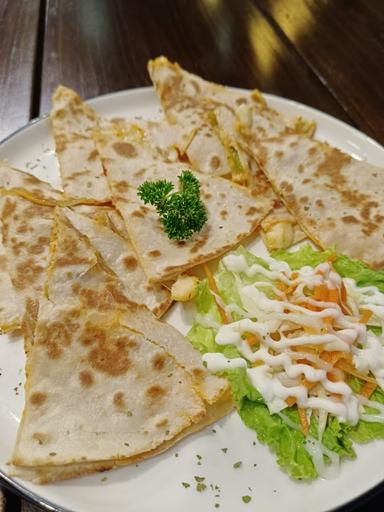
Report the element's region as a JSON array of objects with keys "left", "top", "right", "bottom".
[{"left": 0, "top": 0, "right": 383, "bottom": 510}]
